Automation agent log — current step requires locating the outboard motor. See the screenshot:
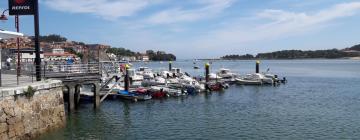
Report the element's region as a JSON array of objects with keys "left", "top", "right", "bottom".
[{"left": 281, "top": 77, "right": 287, "bottom": 84}]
